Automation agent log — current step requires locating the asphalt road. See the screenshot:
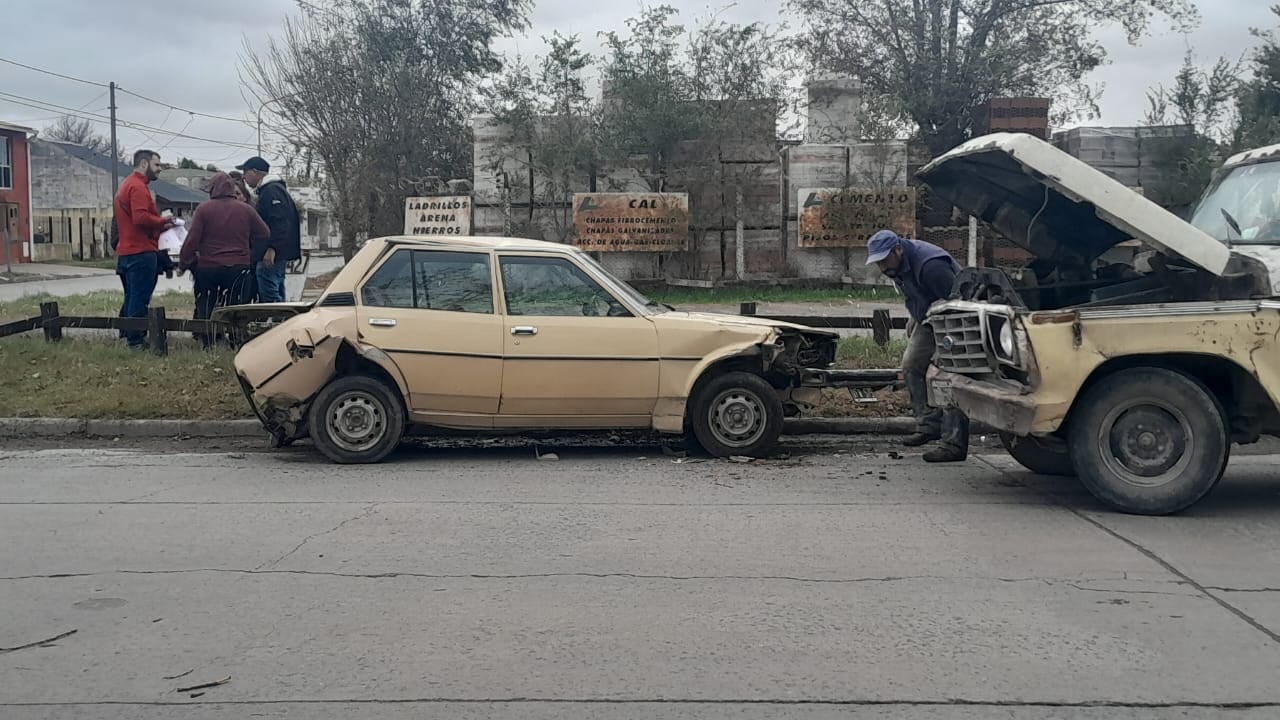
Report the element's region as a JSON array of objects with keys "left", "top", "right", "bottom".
[{"left": 3, "top": 436, "right": 1280, "bottom": 719}]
